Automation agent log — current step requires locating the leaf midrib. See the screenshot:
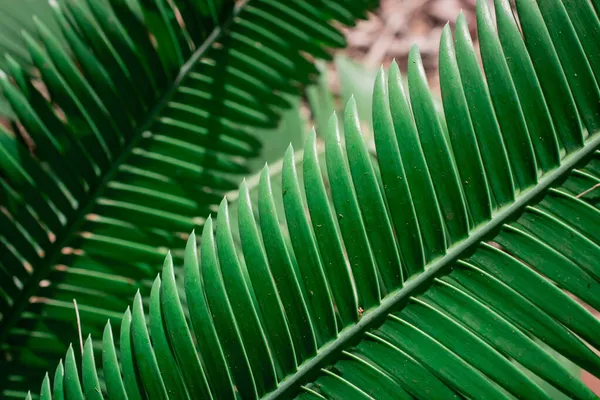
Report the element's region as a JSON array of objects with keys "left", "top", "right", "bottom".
[
  {"left": 0, "top": 4, "right": 243, "bottom": 343},
  {"left": 265, "top": 131, "right": 600, "bottom": 399}
]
